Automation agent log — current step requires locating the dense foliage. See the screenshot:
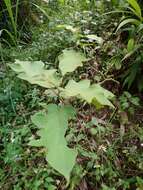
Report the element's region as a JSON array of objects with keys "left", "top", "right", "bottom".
[{"left": 0, "top": 0, "right": 143, "bottom": 190}]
